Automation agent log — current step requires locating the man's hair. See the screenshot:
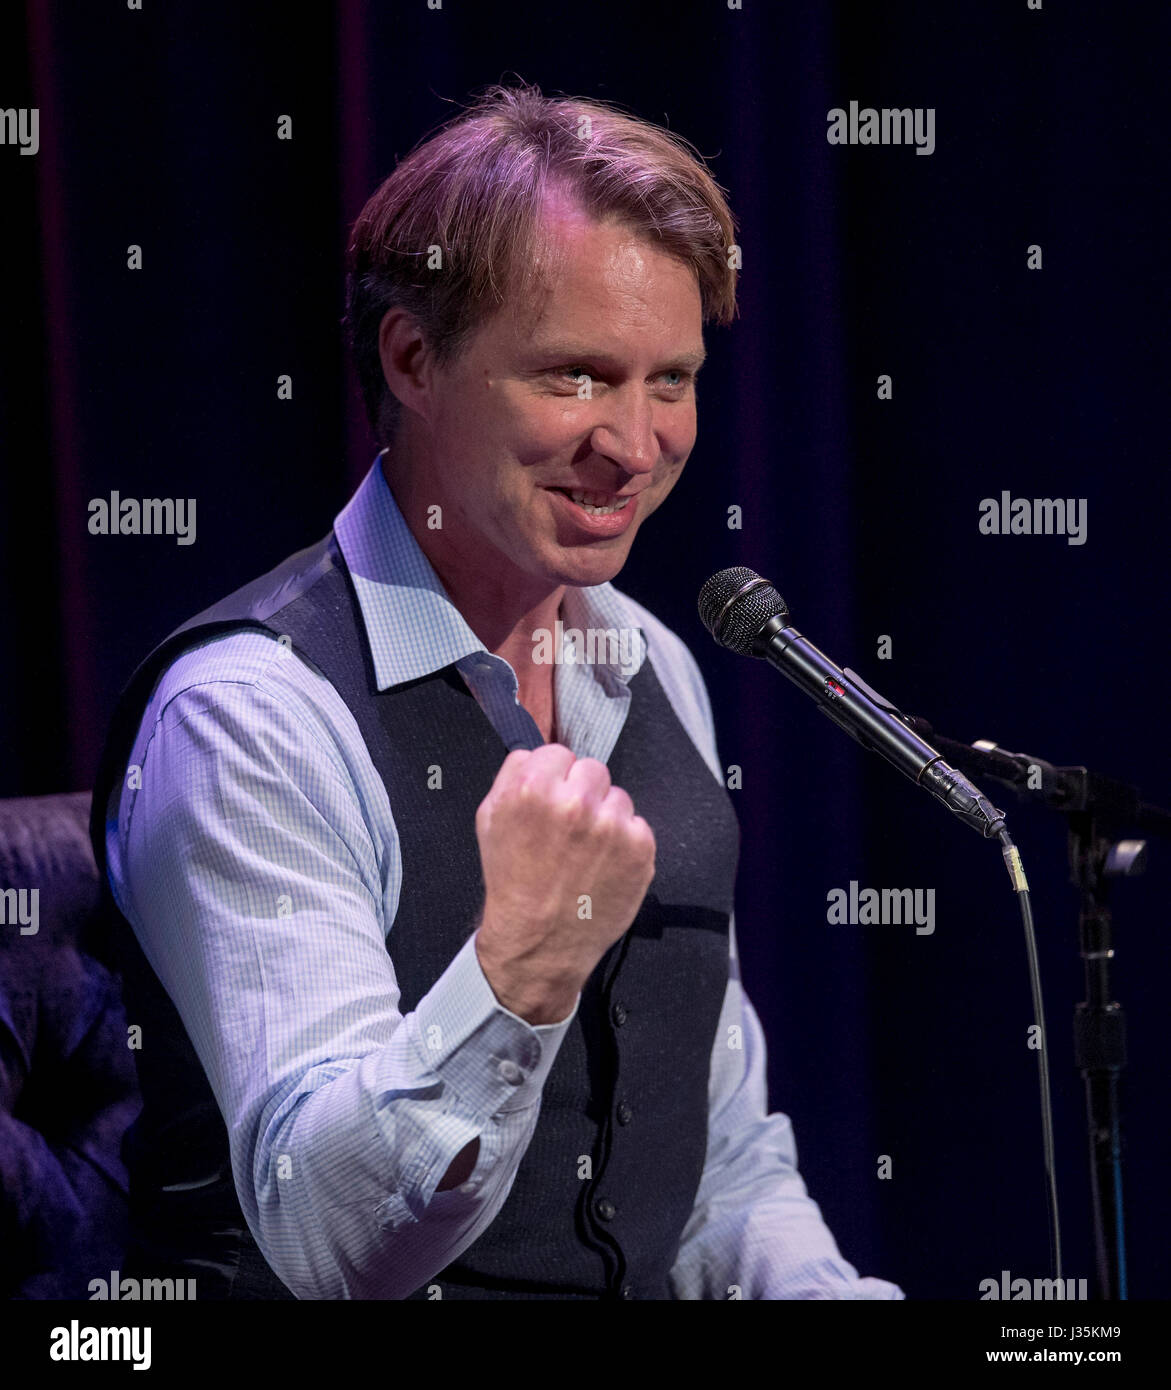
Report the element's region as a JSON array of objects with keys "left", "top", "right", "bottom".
[{"left": 344, "top": 80, "right": 739, "bottom": 447}]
